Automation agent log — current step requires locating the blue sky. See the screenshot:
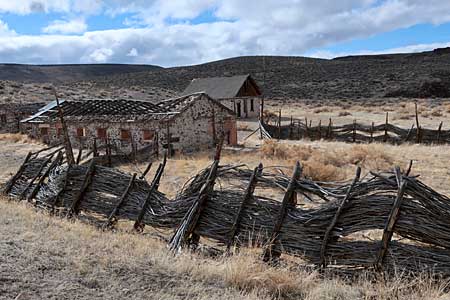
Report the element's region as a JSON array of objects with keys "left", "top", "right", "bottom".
[{"left": 1, "top": 1, "right": 450, "bottom": 66}]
